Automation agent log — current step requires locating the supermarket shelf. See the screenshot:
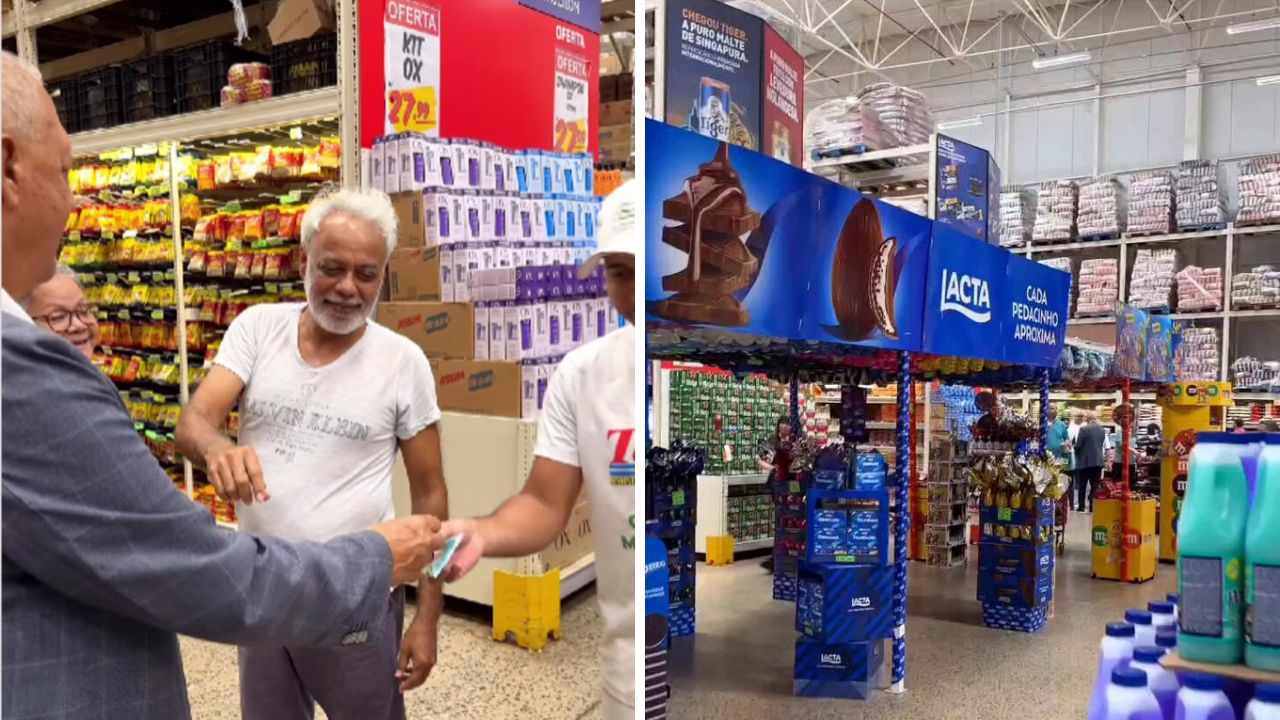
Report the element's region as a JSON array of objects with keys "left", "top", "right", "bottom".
[
  {"left": 734, "top": 538, "right": 774, "bottom": 553},
  {"left": 559, "top": 552, "right": 597, "bottom": 598},
  {"left": 70, "top": 88, "right": 340, "bottom": 156},
  {"left": 1019, "top": 238, "right": 1123, "bottom": 254},
  {"left": 1068, "top": 316, "right": 1115, "bottom": 325},
  {"left": 1123, "top": 228, "right": 1226, "bottom": 245},
  {"left": 1231, "top": 223, "right": 1280, "bottom": 236},
  {"left": 1230, "top": 308, "right": 1280, "bottom": 319},
  {"left": 809, "top": 143, "right": 932, "bottom": 192},
  {"left": 1161, "top": 649, "right": 1280, "bottom": 684},
  {"left": 1235, "top": 392, "right": 1280, "bottom": 401},
  {"left": 3, "top": 0, "right": 123, "bottom": 36}
]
